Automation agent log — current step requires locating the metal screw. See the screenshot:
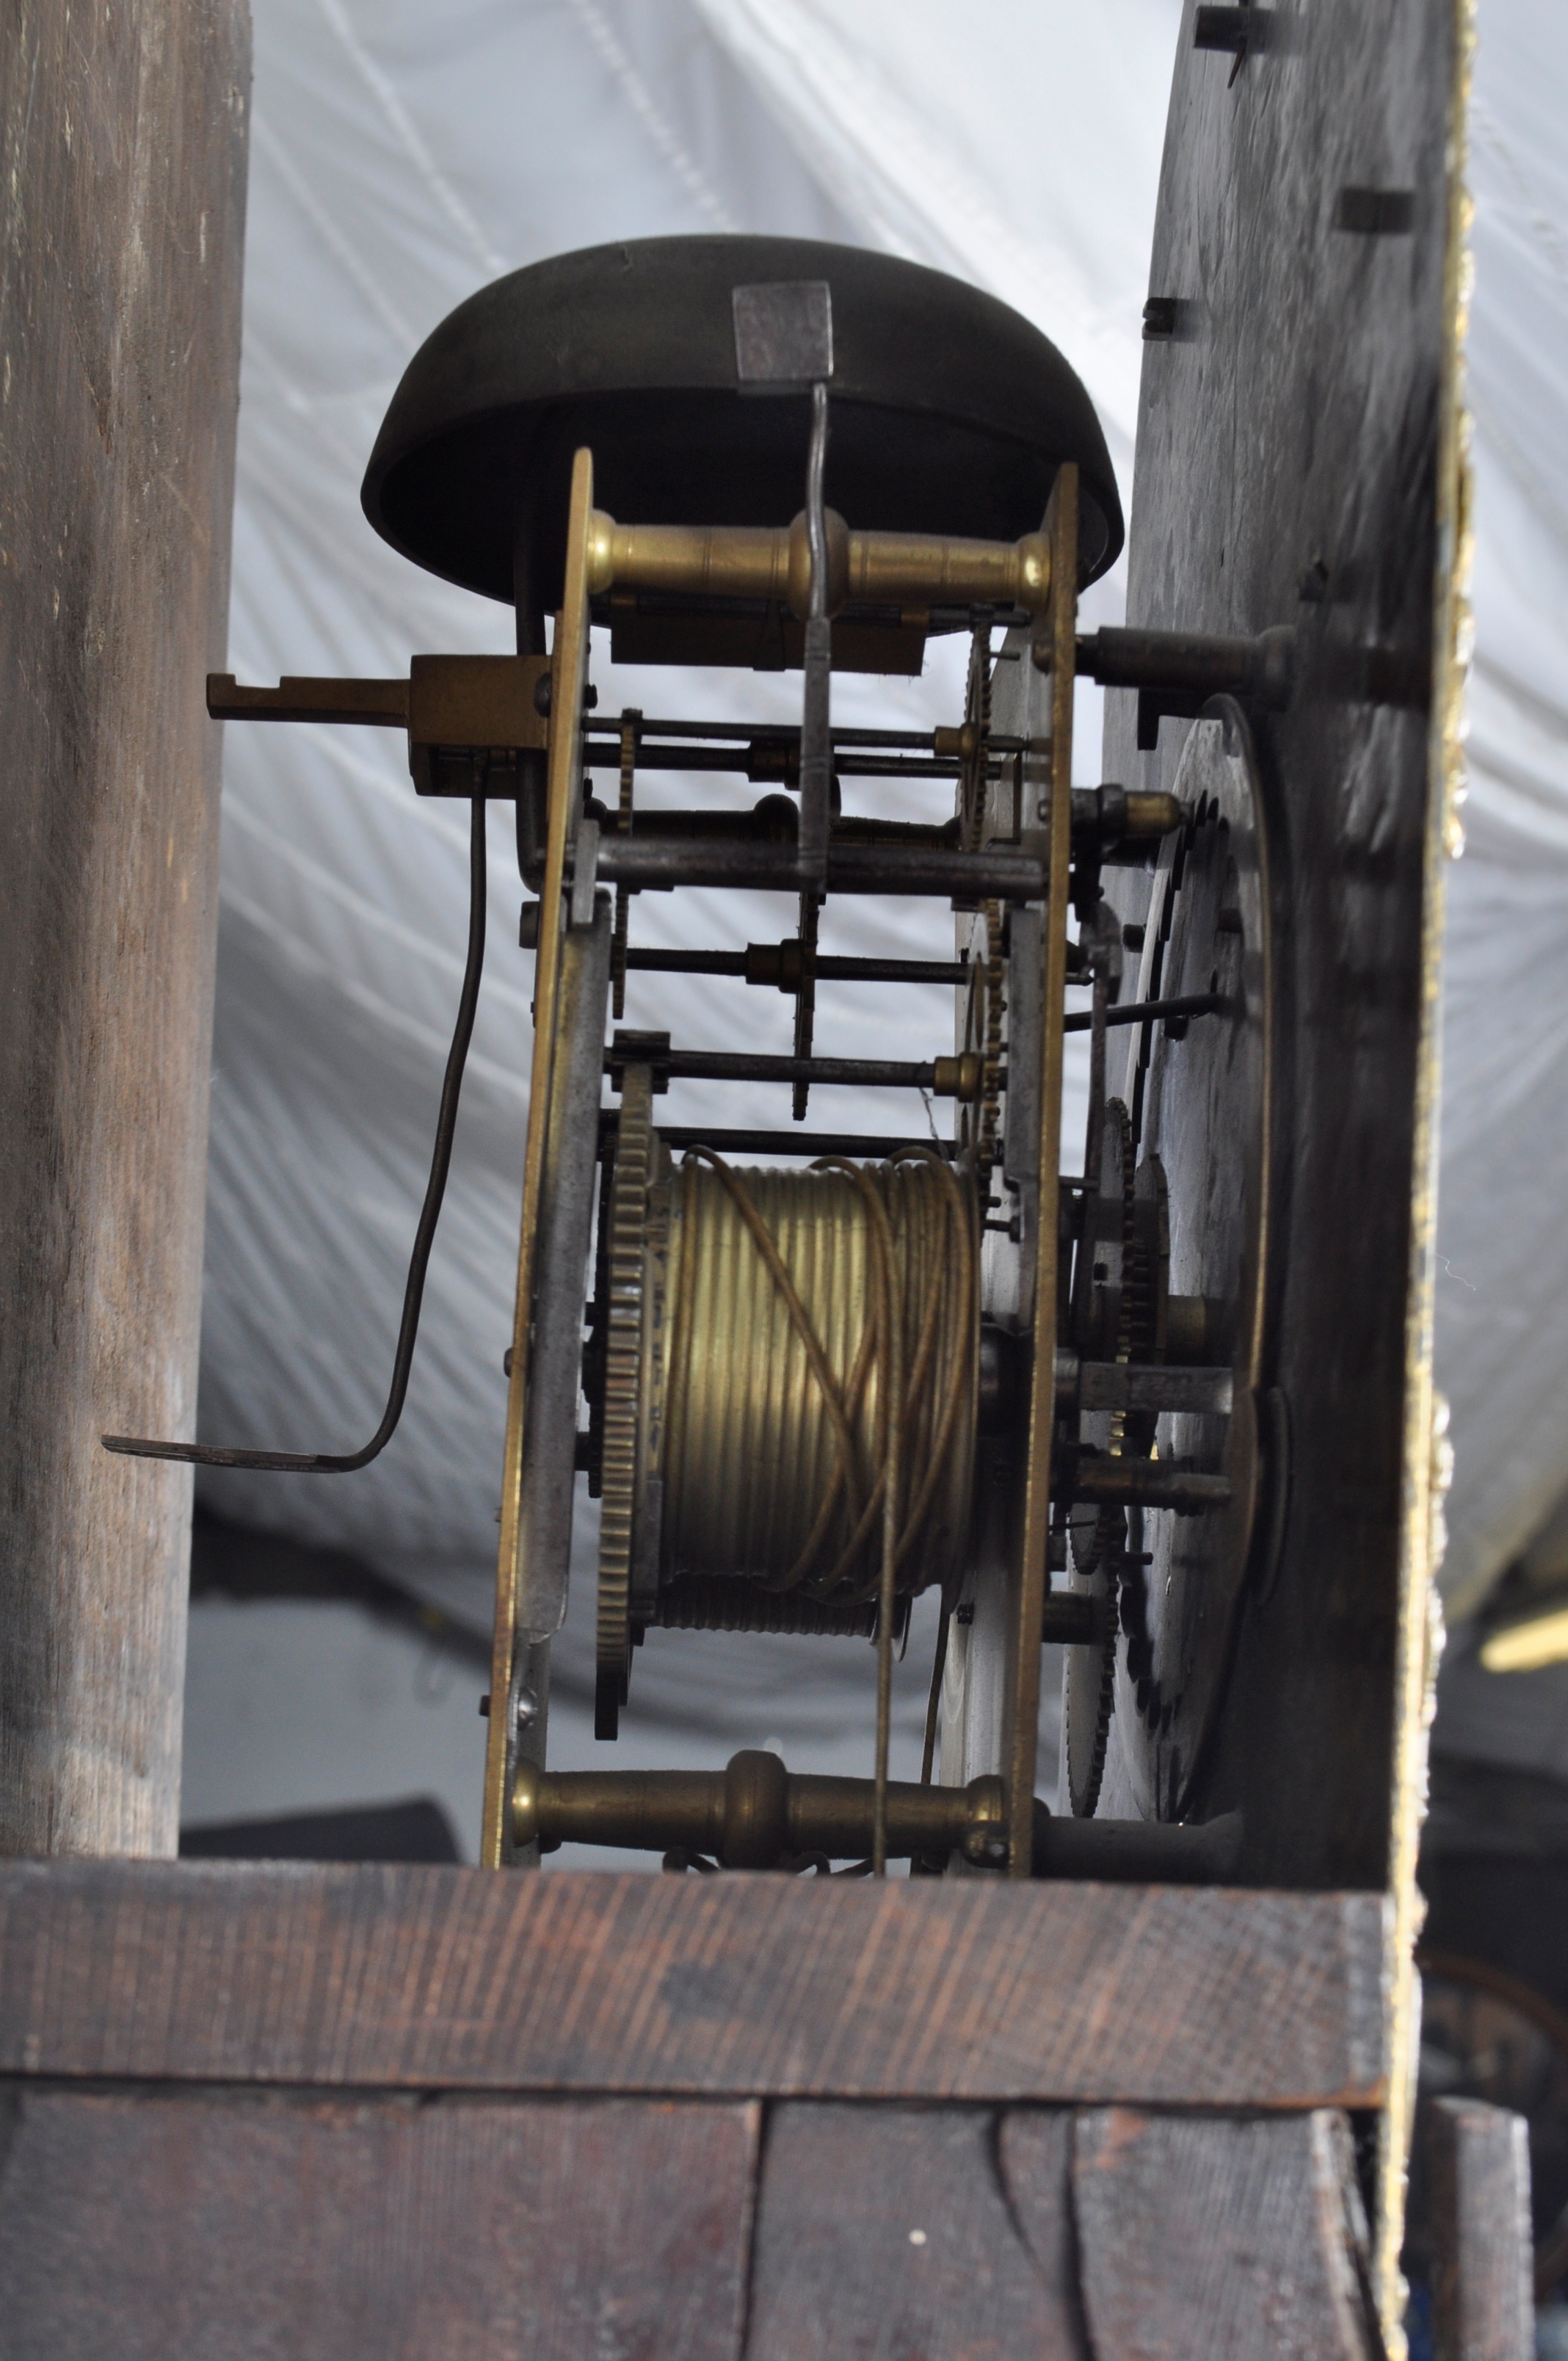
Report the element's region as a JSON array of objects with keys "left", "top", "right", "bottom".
[{"left": 532, "top": 673, "right": 598, "bottom": 717}]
